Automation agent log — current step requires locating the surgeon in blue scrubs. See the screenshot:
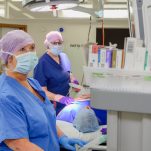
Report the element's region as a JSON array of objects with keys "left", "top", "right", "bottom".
[
  {"left": 0, "top": 30, "right": 86, "bottom": 151},
  {"left": 34, "top": 31, "right": 90, "bottom": 114}
]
